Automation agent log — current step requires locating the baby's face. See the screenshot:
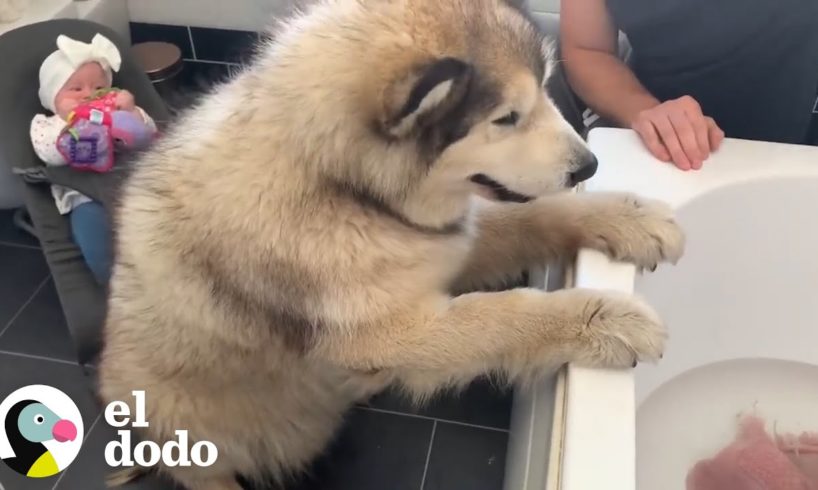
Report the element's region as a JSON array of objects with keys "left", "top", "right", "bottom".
[{"left": 54, "top": 62, "right": 110, "bottom": 119}]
